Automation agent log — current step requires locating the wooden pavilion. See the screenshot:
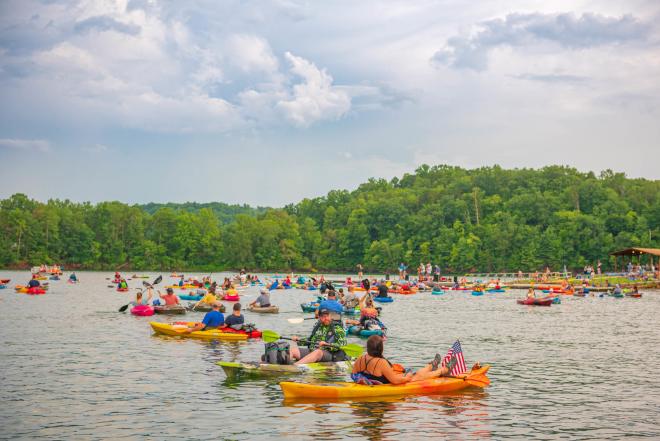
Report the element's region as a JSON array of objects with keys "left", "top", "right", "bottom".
[{"left": 609, "top": 247, "right": 660, "bottom": 270}]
